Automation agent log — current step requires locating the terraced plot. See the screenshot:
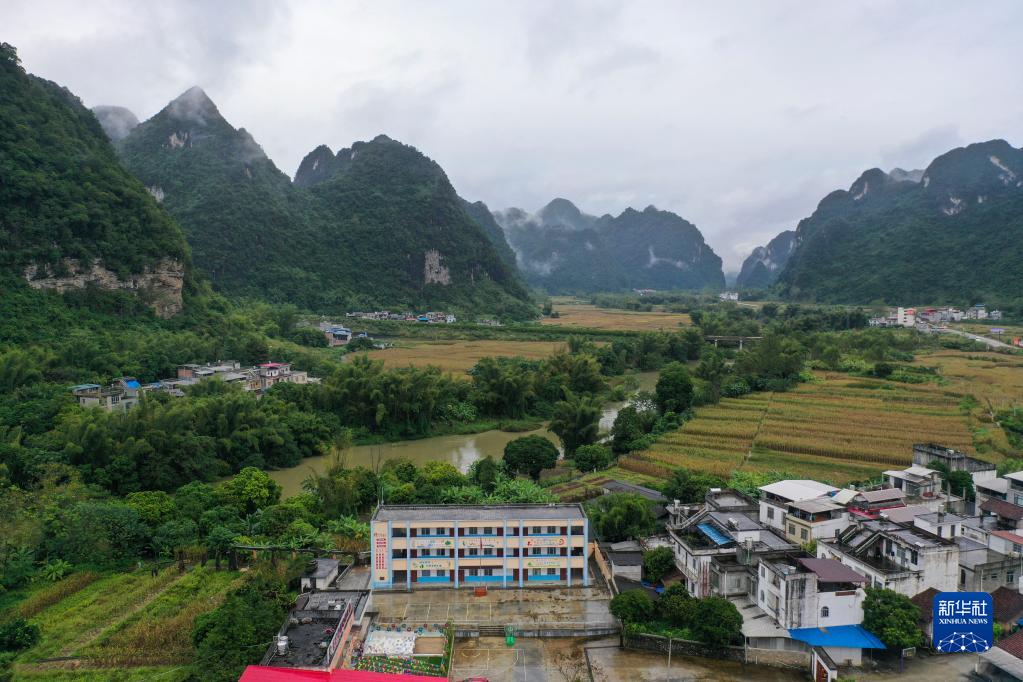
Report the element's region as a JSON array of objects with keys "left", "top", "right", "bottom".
[
  {"left": 621, "top": 373, "right": 978, "bottom": 485},
  {"left": 12, "top": 568, "right": 238, "bottom": 680}
]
